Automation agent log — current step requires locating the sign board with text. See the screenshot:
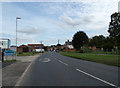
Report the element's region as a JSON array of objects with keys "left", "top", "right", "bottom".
[{"left": 5, "top": 50, "right": 15, "bottom": 56}]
